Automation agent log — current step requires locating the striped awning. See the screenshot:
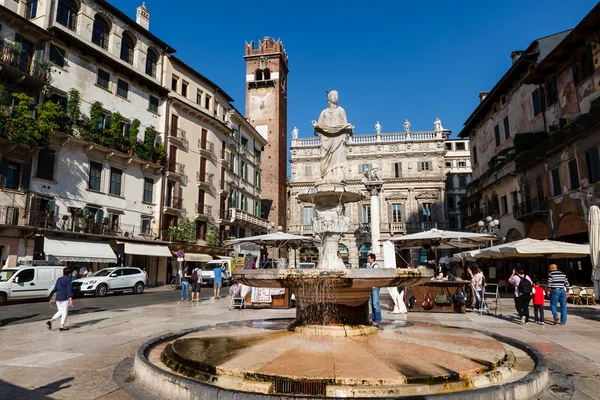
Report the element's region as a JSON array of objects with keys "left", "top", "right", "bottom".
[{"left": 44, "top": 237, "right": 117, "bottom": 264}]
